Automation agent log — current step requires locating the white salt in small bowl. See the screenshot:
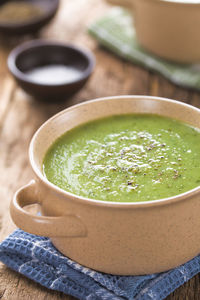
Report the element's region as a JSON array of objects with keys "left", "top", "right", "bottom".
[{"left": 8, "top": 39, "right": 95, "bottom": 102}]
